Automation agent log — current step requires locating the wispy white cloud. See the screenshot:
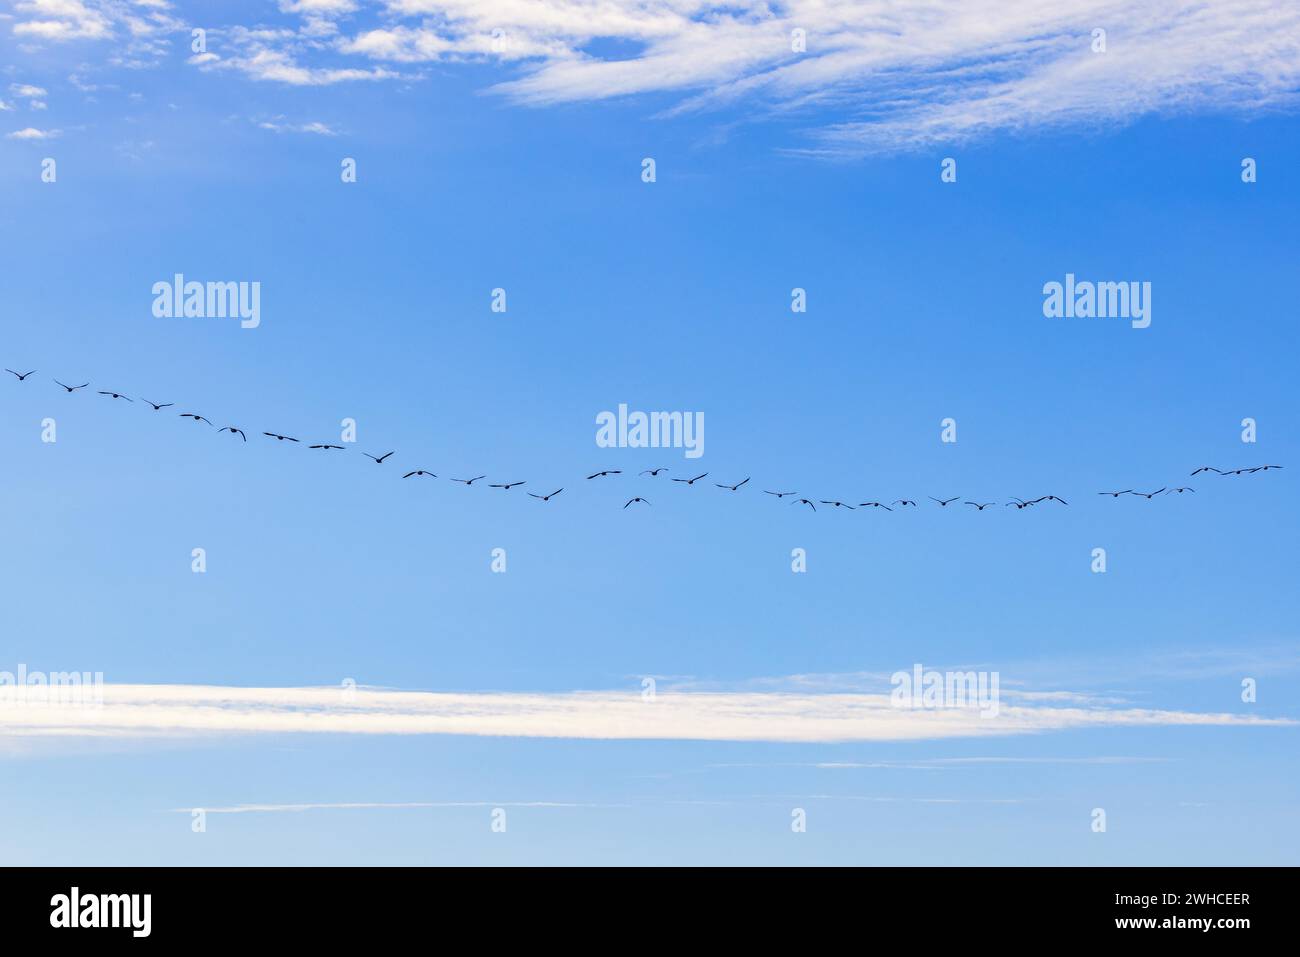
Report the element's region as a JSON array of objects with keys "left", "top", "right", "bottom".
[
  {"left": 169, "top": 794, "right": 1035, "bottom": 813},
  {"left": 708, "top": 756, "right": 1175, "bottom": 771},
  {"left": 13, "top": 0, "right": 113, "bottom": 41},
  {"left": 14, "top": 0, "right": 175, "bottom": 40},
  {"left": 12, "top": 0, "right": 181, "bottom": 67},
  {"left": 256, "top": 115, "right": 339, "bottom": 134},
  {"left": 191, "top": 41, "right": 400, "bottom": 86},
  {"left": 1, "top": 683, "right": 1291, "bottom": 746},
  {"left": 173, "top": 800, "right": 622, "bottom": 813},
  {"left": 10, "top": 2, "right": 1299, "bottom": 150},
  {"left": 6, "top": 126, "right": 61, "bottom": 139},
  {"left": 115, "top": 136, "right": 156, "bottom": 159}
]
